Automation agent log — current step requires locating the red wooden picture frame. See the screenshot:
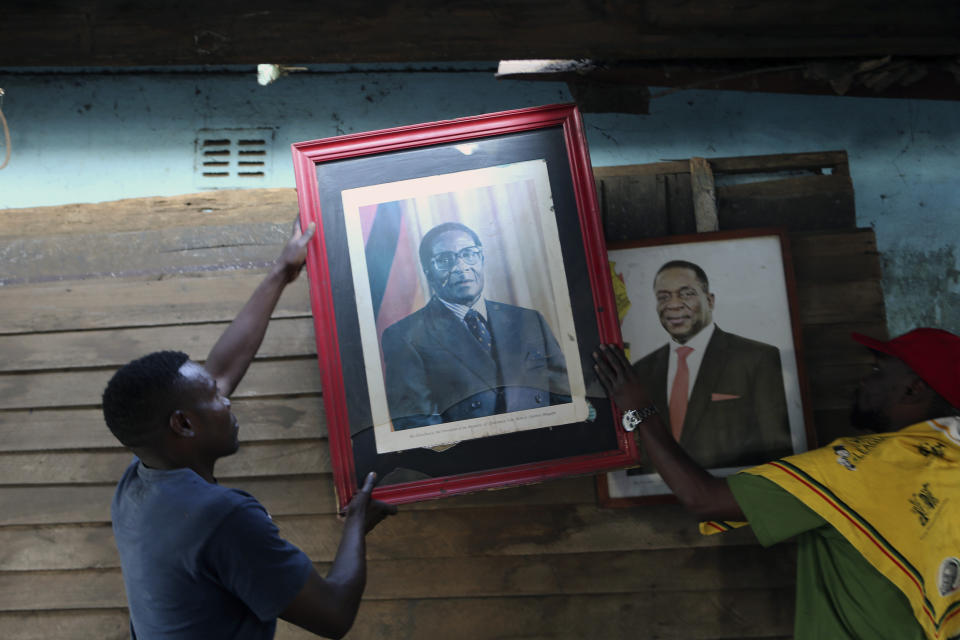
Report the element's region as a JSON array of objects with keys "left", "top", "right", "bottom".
[
  {"left": 597, "top": 228, "right": 816, "bottom": 506},
  {"left": 292, "top": 104, "right": 638, "bottom": 509}
]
